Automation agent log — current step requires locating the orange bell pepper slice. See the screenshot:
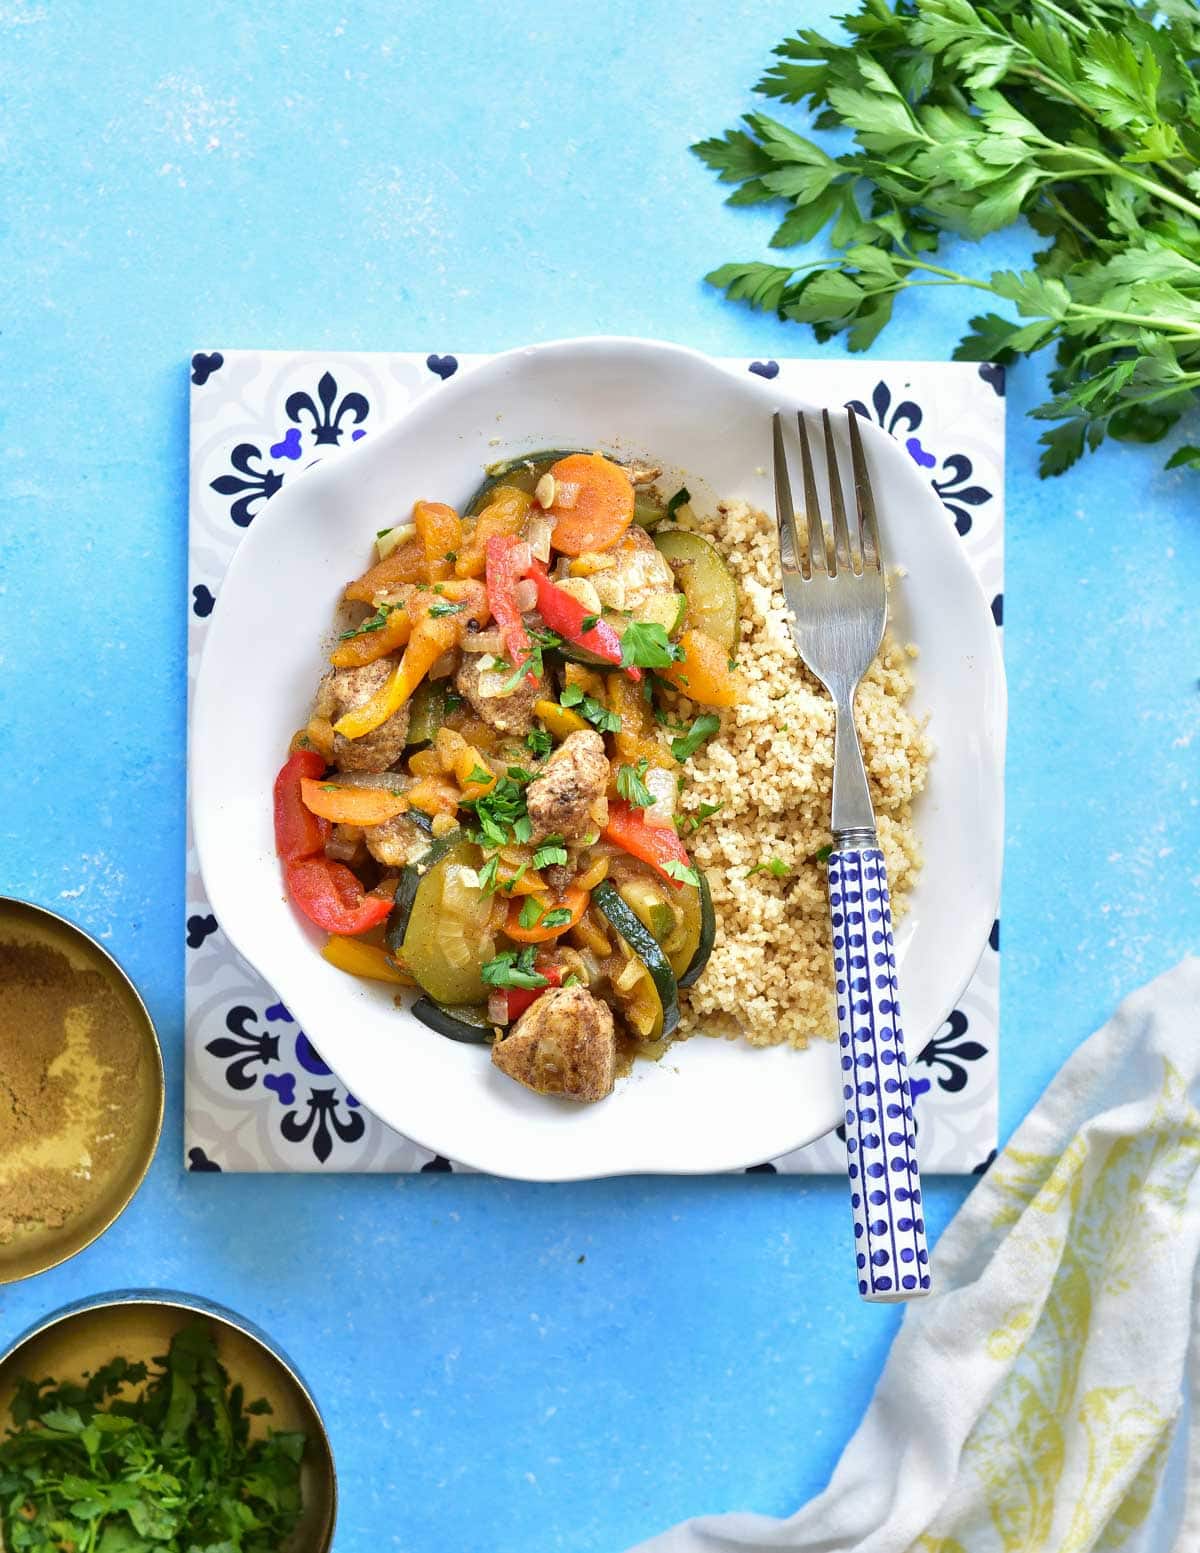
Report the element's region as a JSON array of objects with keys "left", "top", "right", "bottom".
[
  {"left": 344, "top": 538, "right": 426, "bottom": 603},
  {"left": 504, "top": 883, "right": 590, "bottom": 943},
  {"left": 300, "top": 778, "right": 409, "bottom": 827},
  {"left": 455, "top": 486, "right": 532, "bottom": 579},
  {"left": 414, "top": 500, "right": 463, "bottom": 583},
  {"left": 328, "top": 604, "right": 413, "bottom": 668},
  {"left": 545, "top": 453, "right": 634, "bottom": 555},
  {"left": 333, "top": 614, "right": 460, "bottom": 739},
  {"left": 660, "top": 629, "right": 741, "bottom": 708}
]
